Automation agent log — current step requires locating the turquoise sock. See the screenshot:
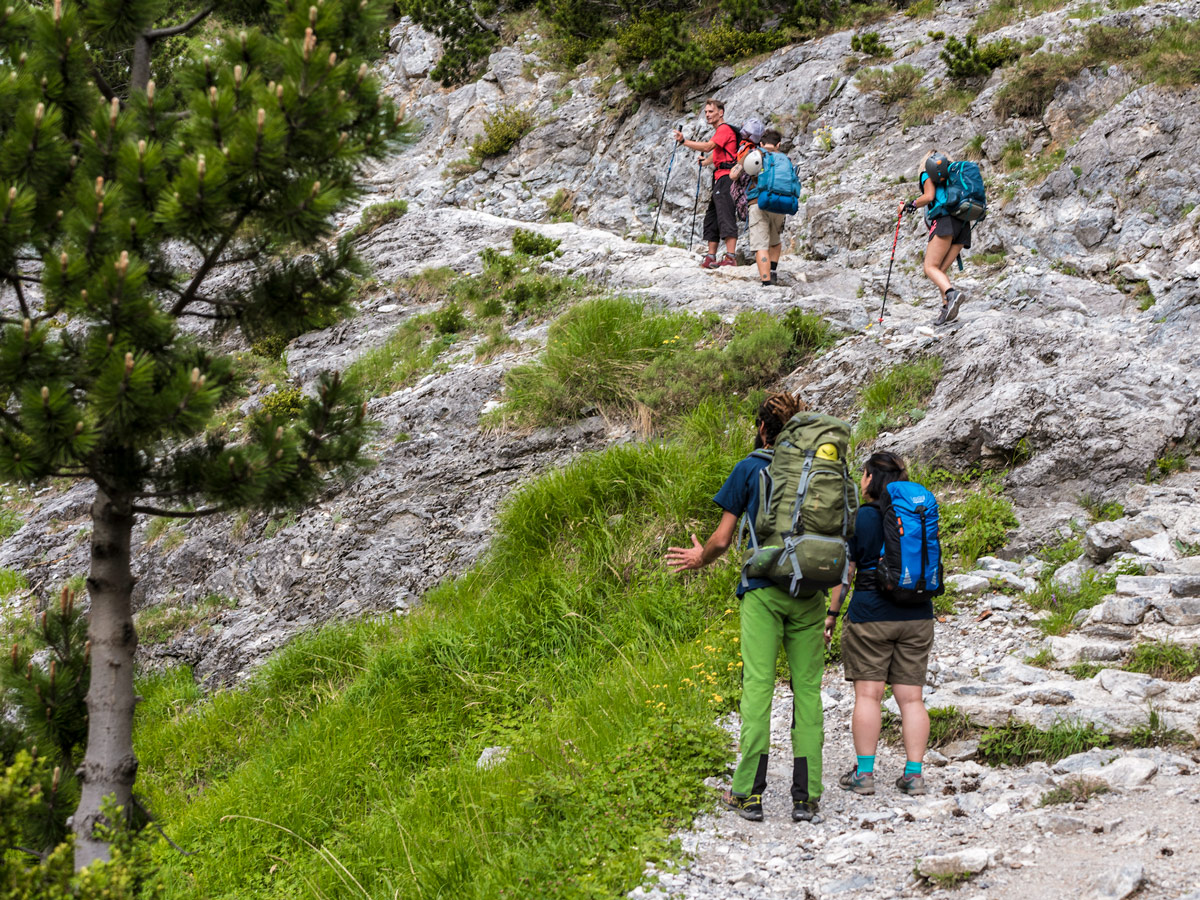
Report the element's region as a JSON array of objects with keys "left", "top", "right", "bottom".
[
  {"left": 856, "top": 755, "right": 875, "bottom": 776},
  {"left": 905, "top": 760, "right": 923, "bottom": 777}
]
